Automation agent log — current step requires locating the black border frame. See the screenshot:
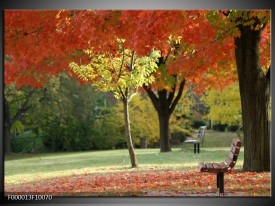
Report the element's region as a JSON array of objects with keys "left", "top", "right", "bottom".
[{"left": 1, "top": 0, "right": 274, "bottom": 205}]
